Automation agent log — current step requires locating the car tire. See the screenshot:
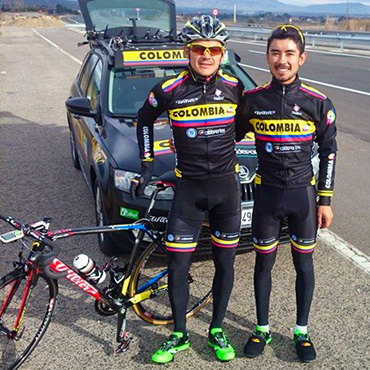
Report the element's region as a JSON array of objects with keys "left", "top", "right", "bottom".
[
  {"left": 94, "top": 180, "right": 130, "bottom": 256},
  {"left": 69, "top": 128, "right": 81, "bottom": 170}
]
